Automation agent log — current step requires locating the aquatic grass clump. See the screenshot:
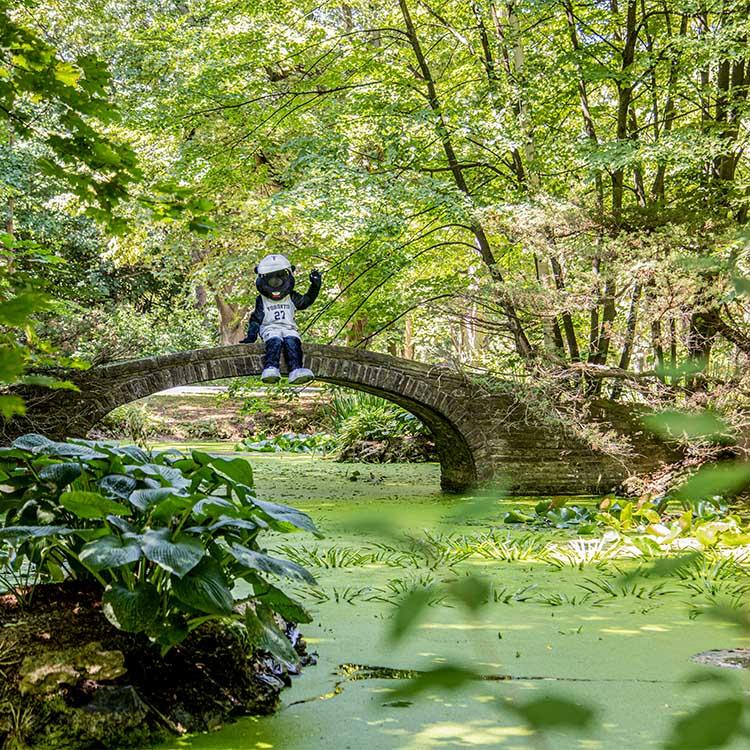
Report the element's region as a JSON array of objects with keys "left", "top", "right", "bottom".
[
  {"left": 475, "top": 531, "right": 551, "bottom": 562},
  {"left": 276, "top": 544, "right": 370, "bottom": 569},
  {"left": 491, "top": 583, "right": 537, "bottom": 604},
  {"left": 301, "top": 586, "right": 373, "bottom": 605},
  {"left": 545, "top": 538, "right": 625, "bottom": 570},
  {"left": 577, "top": 573, "right": 678, "bottom": 602}
]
